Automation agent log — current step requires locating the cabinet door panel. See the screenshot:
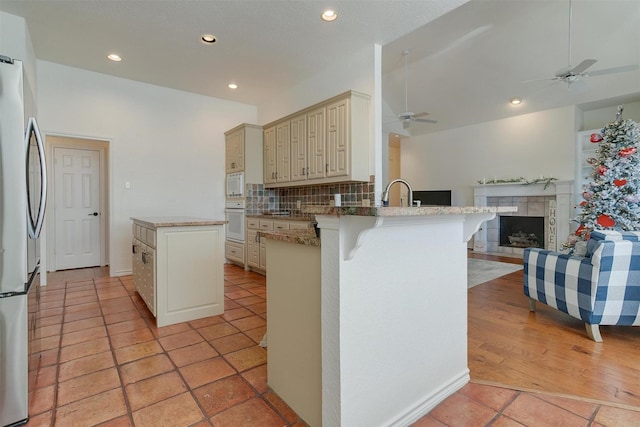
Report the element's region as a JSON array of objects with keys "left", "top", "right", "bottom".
[
  {"left": 276, "top": 122, "right": 291, "bottom": 182},
  {"left": 264, "top": 127, "right": 277, "bottom": 184},
  {"left": 290, "top": 115, "right": 307, "bottom": 182},
  {"left": 247, "top": 229, "right": 259, "bottom": 267},
  {"left": 326, "top": 99, "right": 349, "bottom": 177},
  {"left": 307, "top": 107, "right": 326, "bottom": 180}
]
